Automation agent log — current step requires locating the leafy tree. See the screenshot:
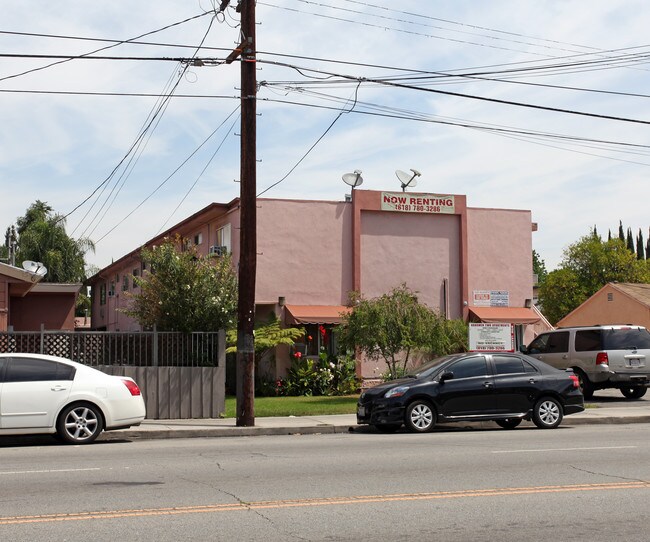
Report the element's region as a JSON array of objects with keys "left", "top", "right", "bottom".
[
  {"left": 123, "top": 237, "right": 237, "bottom": 332},
  {"left": 337, "top": 284, "right": 463, "bottom": 380},
  {"left": 532, "top": 249, "right": 548, "bottom": 284},
  {"left": 226, "top": 313, "right": 304, "bottom": 364},
  {"left": 13, "top": 200, "right": 94, "bottom": 283},
  {"left": 537, "top": 269, "right": 587, "bottom": 325}
]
